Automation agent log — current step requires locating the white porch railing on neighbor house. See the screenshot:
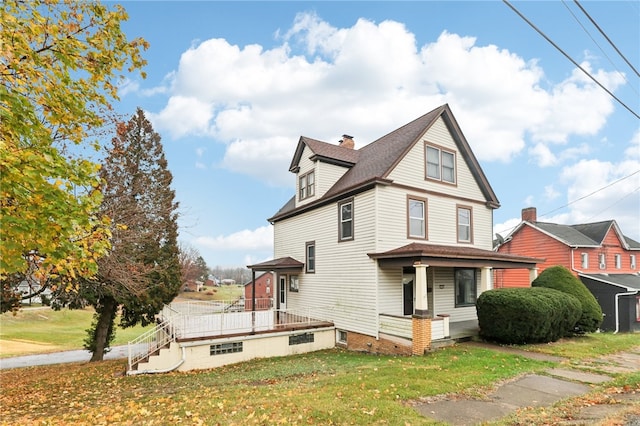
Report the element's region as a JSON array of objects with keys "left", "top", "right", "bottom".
[{"left": 378, "top": 313, "right": 447, "bottom": 341}]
